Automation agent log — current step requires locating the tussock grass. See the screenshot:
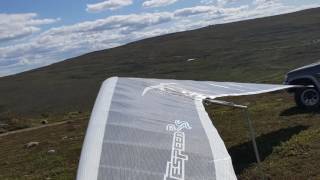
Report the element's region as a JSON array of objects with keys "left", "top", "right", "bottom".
[{"left": 206, "top": 92, "right": 320, "bottom": 179}]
